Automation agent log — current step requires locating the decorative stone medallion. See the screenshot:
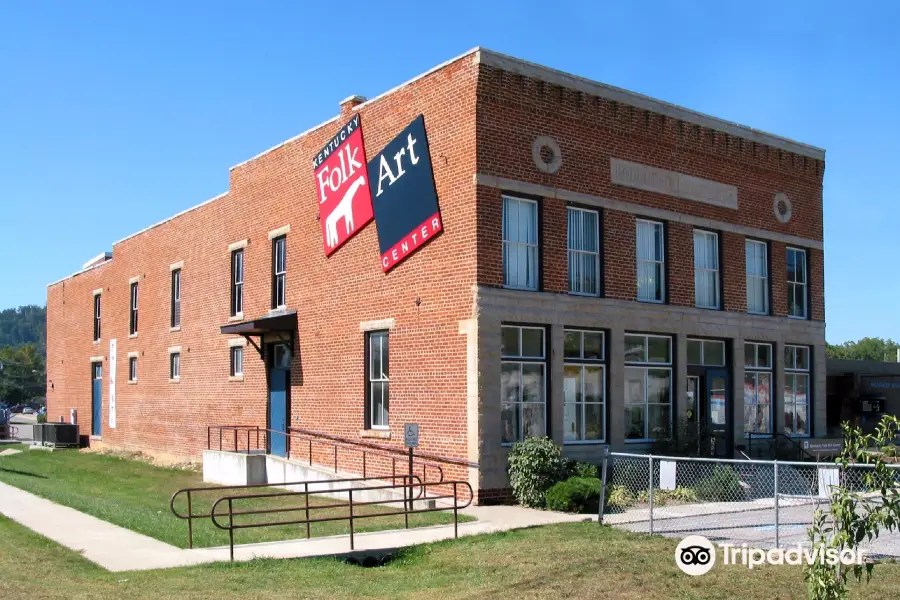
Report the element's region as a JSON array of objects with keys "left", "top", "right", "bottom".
[
  {"left": 773, "top": 192, "right": 792, "bottom": 223},
  {"left": 532, "top": 136, "right": 562, "bottom": 174}
]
